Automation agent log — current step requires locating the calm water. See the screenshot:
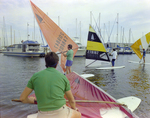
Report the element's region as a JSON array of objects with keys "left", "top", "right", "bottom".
[{"left": 0, "top": 53, "right": 150, "bottom": 118}]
